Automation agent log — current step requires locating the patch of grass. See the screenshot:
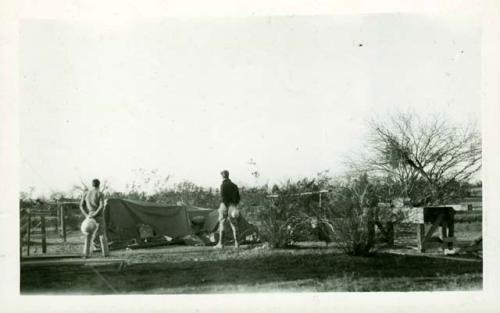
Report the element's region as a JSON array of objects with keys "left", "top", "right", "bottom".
[
  {"left": 21, "top": 217, "right": 483, "bottom": 294},
  {"left": 21, "top": 246, "right": 482, "bottom": 294}
]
